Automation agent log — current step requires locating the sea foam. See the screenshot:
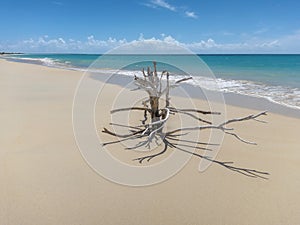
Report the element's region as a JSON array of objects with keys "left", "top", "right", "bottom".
[{"left": 5, "top": 55, "right": 300, "bottom": 110}]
